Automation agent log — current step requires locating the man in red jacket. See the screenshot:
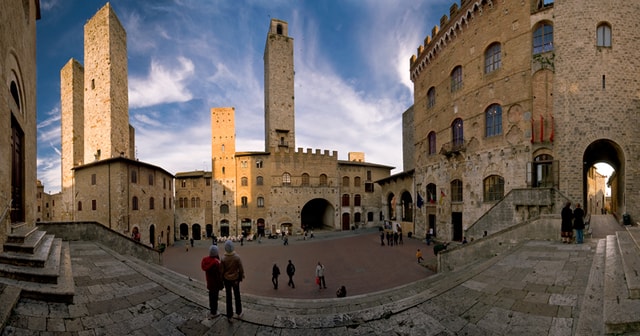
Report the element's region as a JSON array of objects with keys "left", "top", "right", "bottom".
[{"left": 201, "top": 245, "right": 223, "bottom": 318}]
